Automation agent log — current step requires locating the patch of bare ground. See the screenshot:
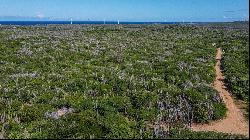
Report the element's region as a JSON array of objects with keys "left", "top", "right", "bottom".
[{"left": 192, "top": 48, "right": 249, "bottom": 137}]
